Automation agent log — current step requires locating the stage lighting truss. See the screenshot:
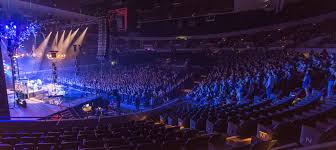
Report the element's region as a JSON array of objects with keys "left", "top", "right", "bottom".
[
  {"left": 46, "top": 51, "right": 66, "bottom": 96},
  {"left": 46, "top": 51, "right": 66, "bottom": 60}
]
